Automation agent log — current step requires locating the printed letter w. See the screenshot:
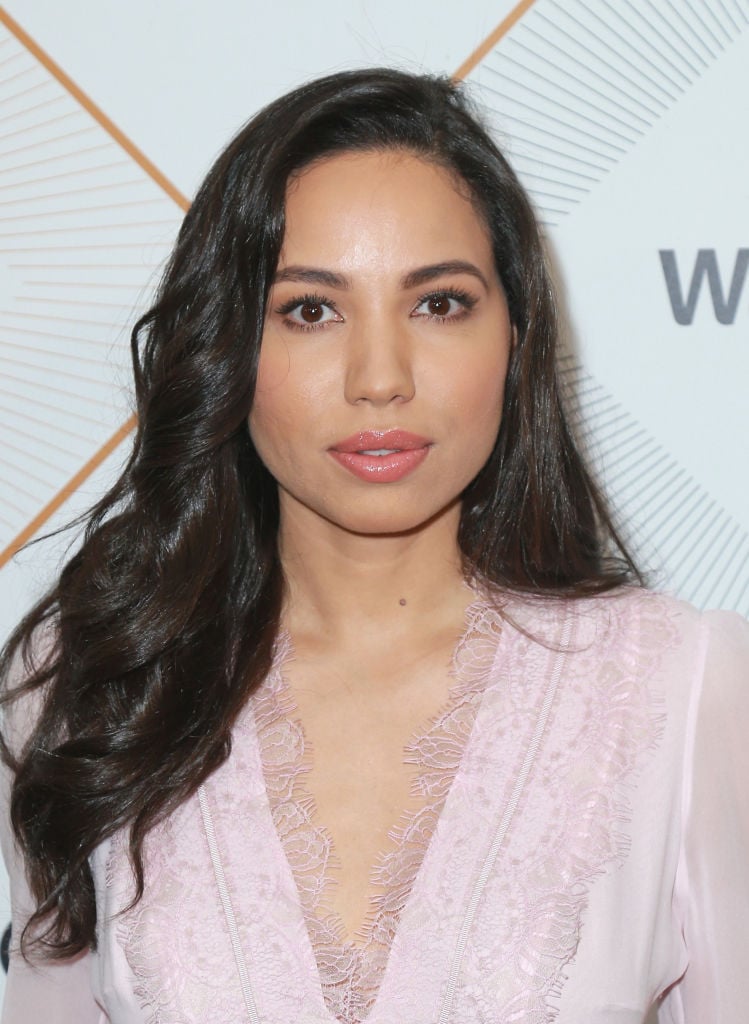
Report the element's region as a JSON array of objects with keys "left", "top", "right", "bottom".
[{"left": 659, "top": 249, "right": 749, "bottom": 325}]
